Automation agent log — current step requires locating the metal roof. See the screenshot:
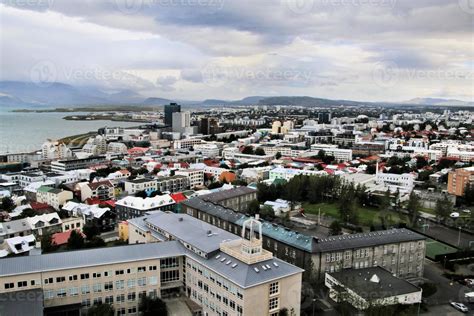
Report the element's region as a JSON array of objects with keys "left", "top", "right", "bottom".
[
  {"left": 144, "top": 211, "right": 240, "bottom": 254},
  {"left": 0, "top": 241, "right": 185, "bottom": 277},
  {"left": 313, "top": 228, "right": 425, "bottom": 253},
  {"left": 200, "top": 186, "right": 256, "bottom": 203}
]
